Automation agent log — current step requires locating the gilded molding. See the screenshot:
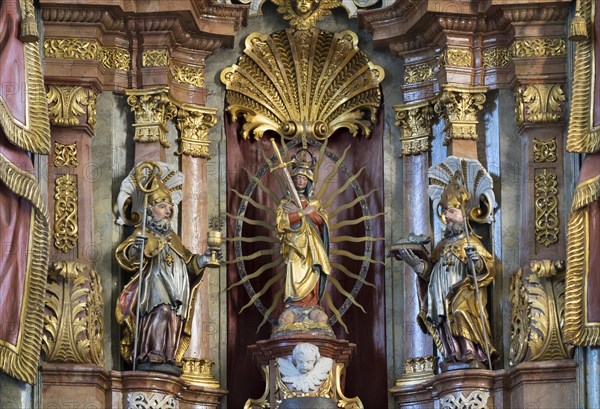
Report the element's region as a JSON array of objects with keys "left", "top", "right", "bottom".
[
  {"left": 244, "top": 365, "right": 270, "bottom": 409},
  {"left": 221, "top": 28, "right": 384, "bottom": 141},
  {"left": 534, "top": 169, "right": 559, "bottom": 247},
  {"left": 404, "top": 63, "right": 435, "bottom": 84},
  {"left": 335, "top": 363, "right": 364, "bottom": 408},
  {"left": 510, "top": 38, "right": 566, "bottom": 58},
  {"left": 181, "top": 358, "right": 220, "bottom": 388},
  {"left": 566, "top": 0, "right": 600, "bottom": 153},
  {"left": 482, "top": 47, "right": 511, "bottom": 68},
  {"left": 509, "top": 261, "right": 573, "bottom": 366},
  {"left": 169, "top": 62, "right": 205, "bottom": 88},
  {"left": 54, "top": 143, "right": 78, "bottom": 168},
  {"left": 42, "top": 262, "right": 104, "bottom": 365},
  {"left": 439, "top": 48, "right": 472, "bottom": 68},
  {"left": 394, "top": 100, "right": 434, "bottom": 156},
  {"left": 434, "top": 85, "right": 487, "bottom": 145},
  {"left": 127, "top": 392, "right": 177, "bottom": 409},
  {"left": 395, "top": 355, "right": 437, "bottom": 387},
  {"left": 125, "top": 88, "right": 177, "bottom": 148},
  {"left": 440, "top": 391, "right": 489, "bottom": 409},
  {"left": 54, "top": 174, "right": 78, "bottom": 253},
  {"left": 176, "top": 106, "right": 218, "bottom": 158},
  {"left": 44, "top": 39, "right": 130, "bottom": 71},
  {"left": 533, "top": 139, "right": 557, "bottom": 163},
  {"left": 515, "top": 84, "right": 565, "bottom": 125},
  {"left": 47, "top": 85, "right": 97, "bottom": 129},
  {"left": 142, "top": 49, "right": 170, "bottom": 67}
]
